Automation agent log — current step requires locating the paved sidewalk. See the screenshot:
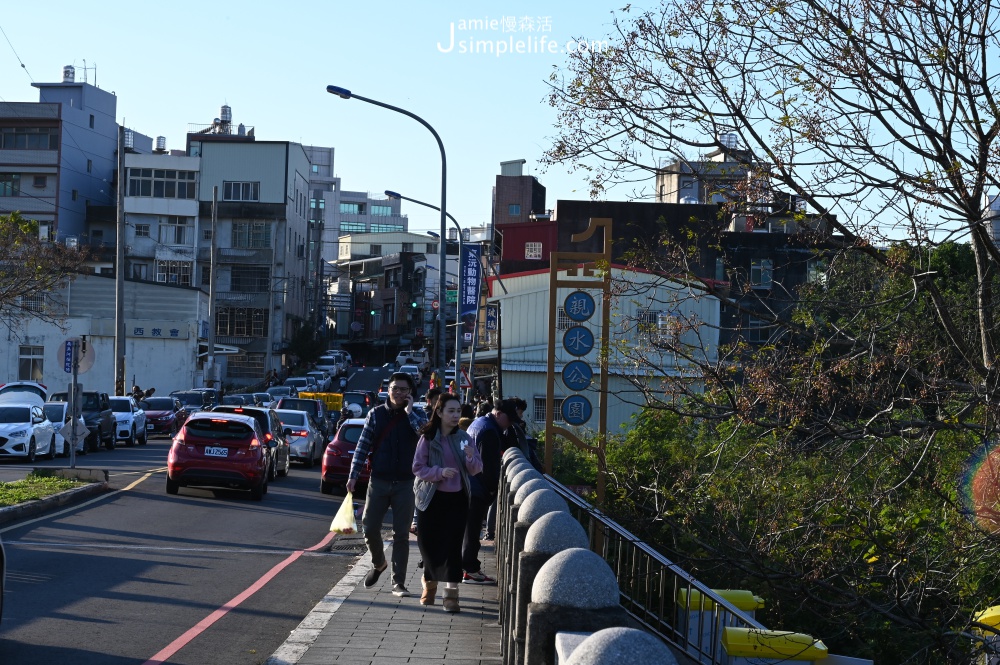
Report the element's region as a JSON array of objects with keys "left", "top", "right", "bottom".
[{"left": 268, "top": 532, "right": 502, "bottom": 665}]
